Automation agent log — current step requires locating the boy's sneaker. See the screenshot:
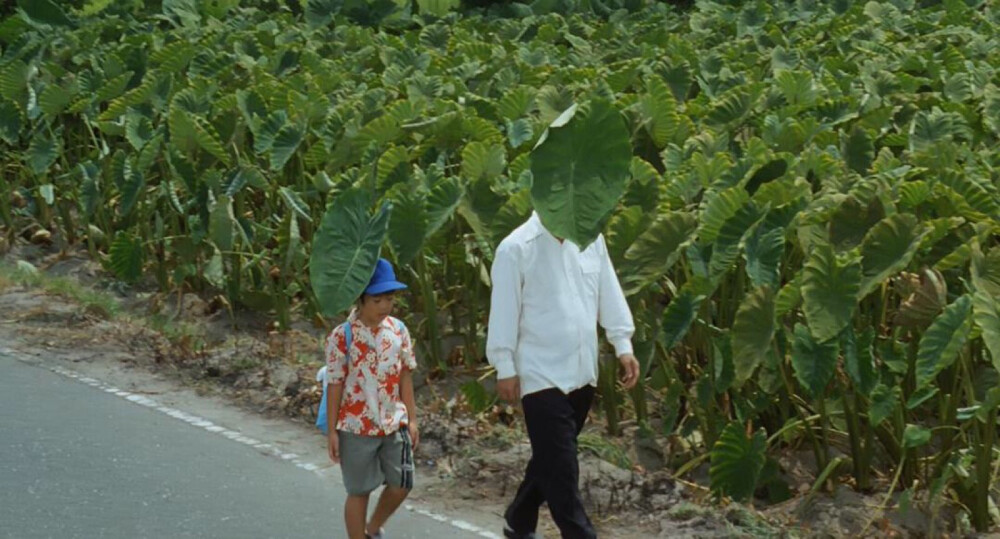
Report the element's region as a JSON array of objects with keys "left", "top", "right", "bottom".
[
  {"left": 503, "top": 522, "right": 540, "bottom": 539},
  {"left": 364, "top": 528, "right": 384, "bottom": 539}
]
